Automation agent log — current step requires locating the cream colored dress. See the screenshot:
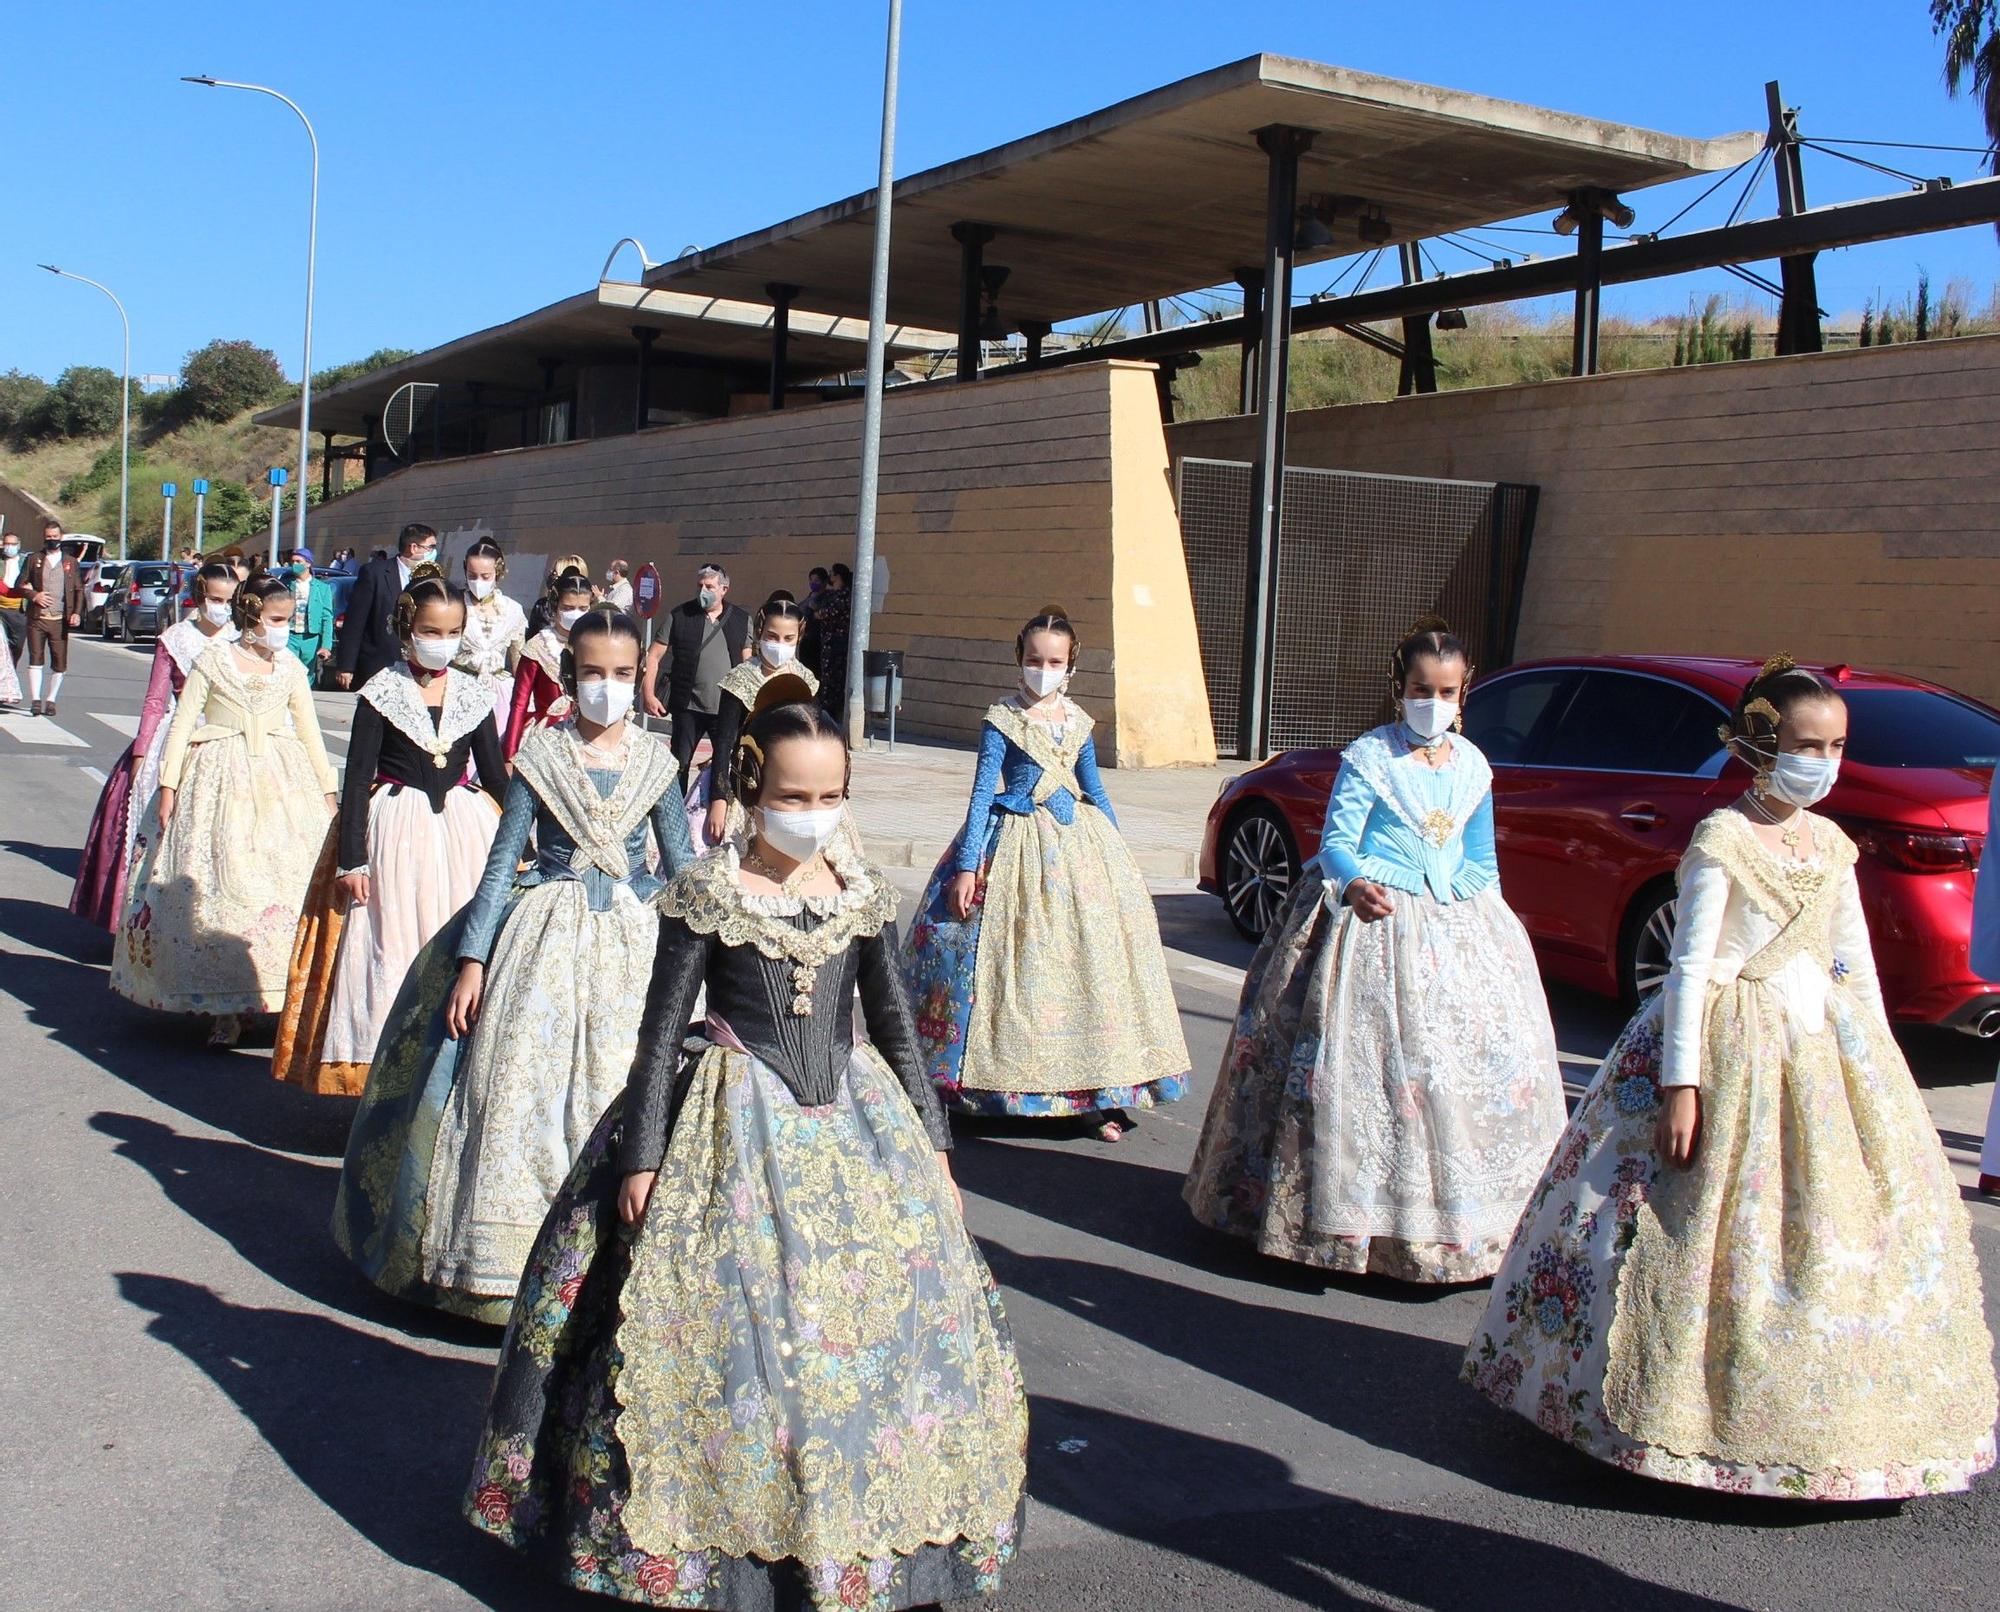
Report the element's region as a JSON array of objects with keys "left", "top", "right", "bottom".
[
  {"left": 1465, "top": 808, "right": 1997, "bottom": 1498},
  {"left": 113, "top": 644, "right": 337, "bottom": 1015}
]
